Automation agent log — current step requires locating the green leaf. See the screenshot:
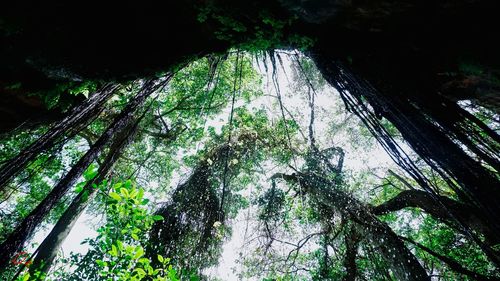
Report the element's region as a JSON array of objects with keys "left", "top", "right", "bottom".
[
  {"left": 152, "top": 215, "right": 164, "bottom": 221},
  {"left": 109, "top": 192, "right": 121, "bottom": 201},
  {"left": 120, "top": 187, "right": 129, "bottom": 198},
  {"left": 134, "top": 268, "right": 146, "bottom": 276},
  {"left": 110, "top": 244, "right": 119, "bottom": 257},
  {"left": 129, "top": 189, "right": 138, "bottom": 199},
  {"left": 137, "top": 188, "right": 144, "bottom": 201},
  {"left": 83, "top": 163, "right": 98, "bottom": 181},
  {"left": 116, "top": 240, "right": 124, "bottom": 251},
  {"left": 82, "top": 190, "right": 89, "bottom": 201},
  {"left": 190, "top": 275, "right": 201, "bottom": 281},
  {"left": 113, "top": 182, "right": 123, "bottom": 190},
  {"left": 168, "top": 268, "right": 178, "bottom": 280},
  {"left": 125, "top": 245, "right": 135, "bottom": 254},
  {"left": 131, "top": 233, "right": 139, "bottom": 241},
  {"left": 157, "top": 254, "right": 164, "bottom": 263},
  {"left": 74, "top": 182, "right": 86, "bottom": 193},
  {"left": 134, "top": 247, "right": 144, "bottom": 259},
  {"left": 124, "top": 180, "right": 132, "bottom": 189}
]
